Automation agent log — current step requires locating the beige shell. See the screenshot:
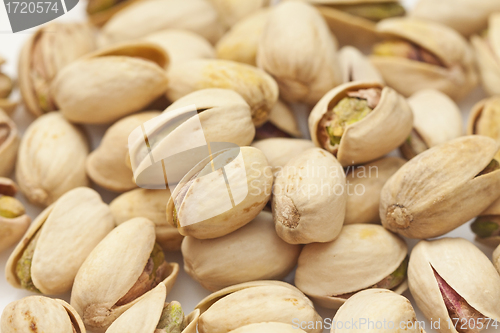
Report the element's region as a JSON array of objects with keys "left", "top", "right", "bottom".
[
  {"left": 255, "top": 100, "right": 302, "bottom": 140},
  {"left": 166, "top": 59, "right": 279, "bottom": 126},
  {"left": 18, "top": 22, "right": 95, "bottom": 117},
  {"left": 105, "top": 283, "right": 199, "bottom": 333},
  {"left": 0, "top": 109, "right": 19, "bottom": 177},
  {"left": 5, "top": 187, "right": 115, "bottom": 294},
  {"left": 208, "top": 0, "right": 270, "bottom": 27},
  {"left": 52, "top": 42, "right": 169, "bottom": 124},
  {"left": 196, "top": 281, "right": 323, "bottom": 333},
  {"left": 467, "top": 97, "right": 500, "bottom": 161},
  {"left": 370, "top": 18, "right": 478, "bottom": 100},
  {"left": 494, "top": 245, "right": 500, "bottom": 274},
  {"left": 99, "top": 0, "right": 224, "bottom": 46},
  {"left": 182, "top": 211, "right": 301, "bottom": 291},
  {"left": 16, "top": 112, "right": 89, "bottom": 207},
  {"left": 71, "top": 217, "right": 179, "bottom": 333},
  {"left": 110, "top": 188, "right": 183, "bottom": 251},
  {"left": 87, "top": 111, "right": 161, "bottom": 192},
  {"left": 344, "top": 157, "right": 405, "bottom": 225},
  {"left": 309, "top": 81, "right": 413, "bottom": 166},
  {"left": 229, "top": 323, "right": 307, "bottom": 333},
  {"left": 86, "top": 0, "right": 143, "bottom": 27},
  {"left": 273, "top": 147, "right": 346, "bottom": 244},
  {"left": 1, "top": 296, "right": 86, "bottom": 333},
  {"left": 166, "top": 146, "right": 273, "bottom": 239},
  {"left": 295, "top": 224, "right": 408, "bottom": 309},
  {"left": 331, "top": 289, "right": 425, "bottom": 333},
  {"left": 257, "top": 1, "right": 341, "bottom": 105},
  {"left": 0, "top": 99, "right": 17, "bottom": 116},
  {"left": 408, "top": 238, "right": 500, "bottom": 333},
  {"left": 380, "top": 136, "right": 500, "bottom": 239},
  {"left": 339, "top": 46, "right": 384, "bottom": 83}
]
